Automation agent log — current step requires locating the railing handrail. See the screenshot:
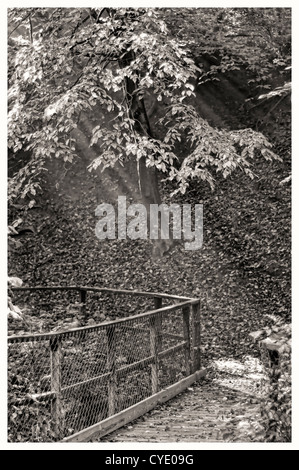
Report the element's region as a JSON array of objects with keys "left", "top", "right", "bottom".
[
  {"left": 8, "top": 287, "right": 202, "bottom": 442},
  {"left": 8, "top": 297, "right": 200, "bottom": 343},
  {"left": 10, "top": 285, "right": 194, "bottom": 301}
]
